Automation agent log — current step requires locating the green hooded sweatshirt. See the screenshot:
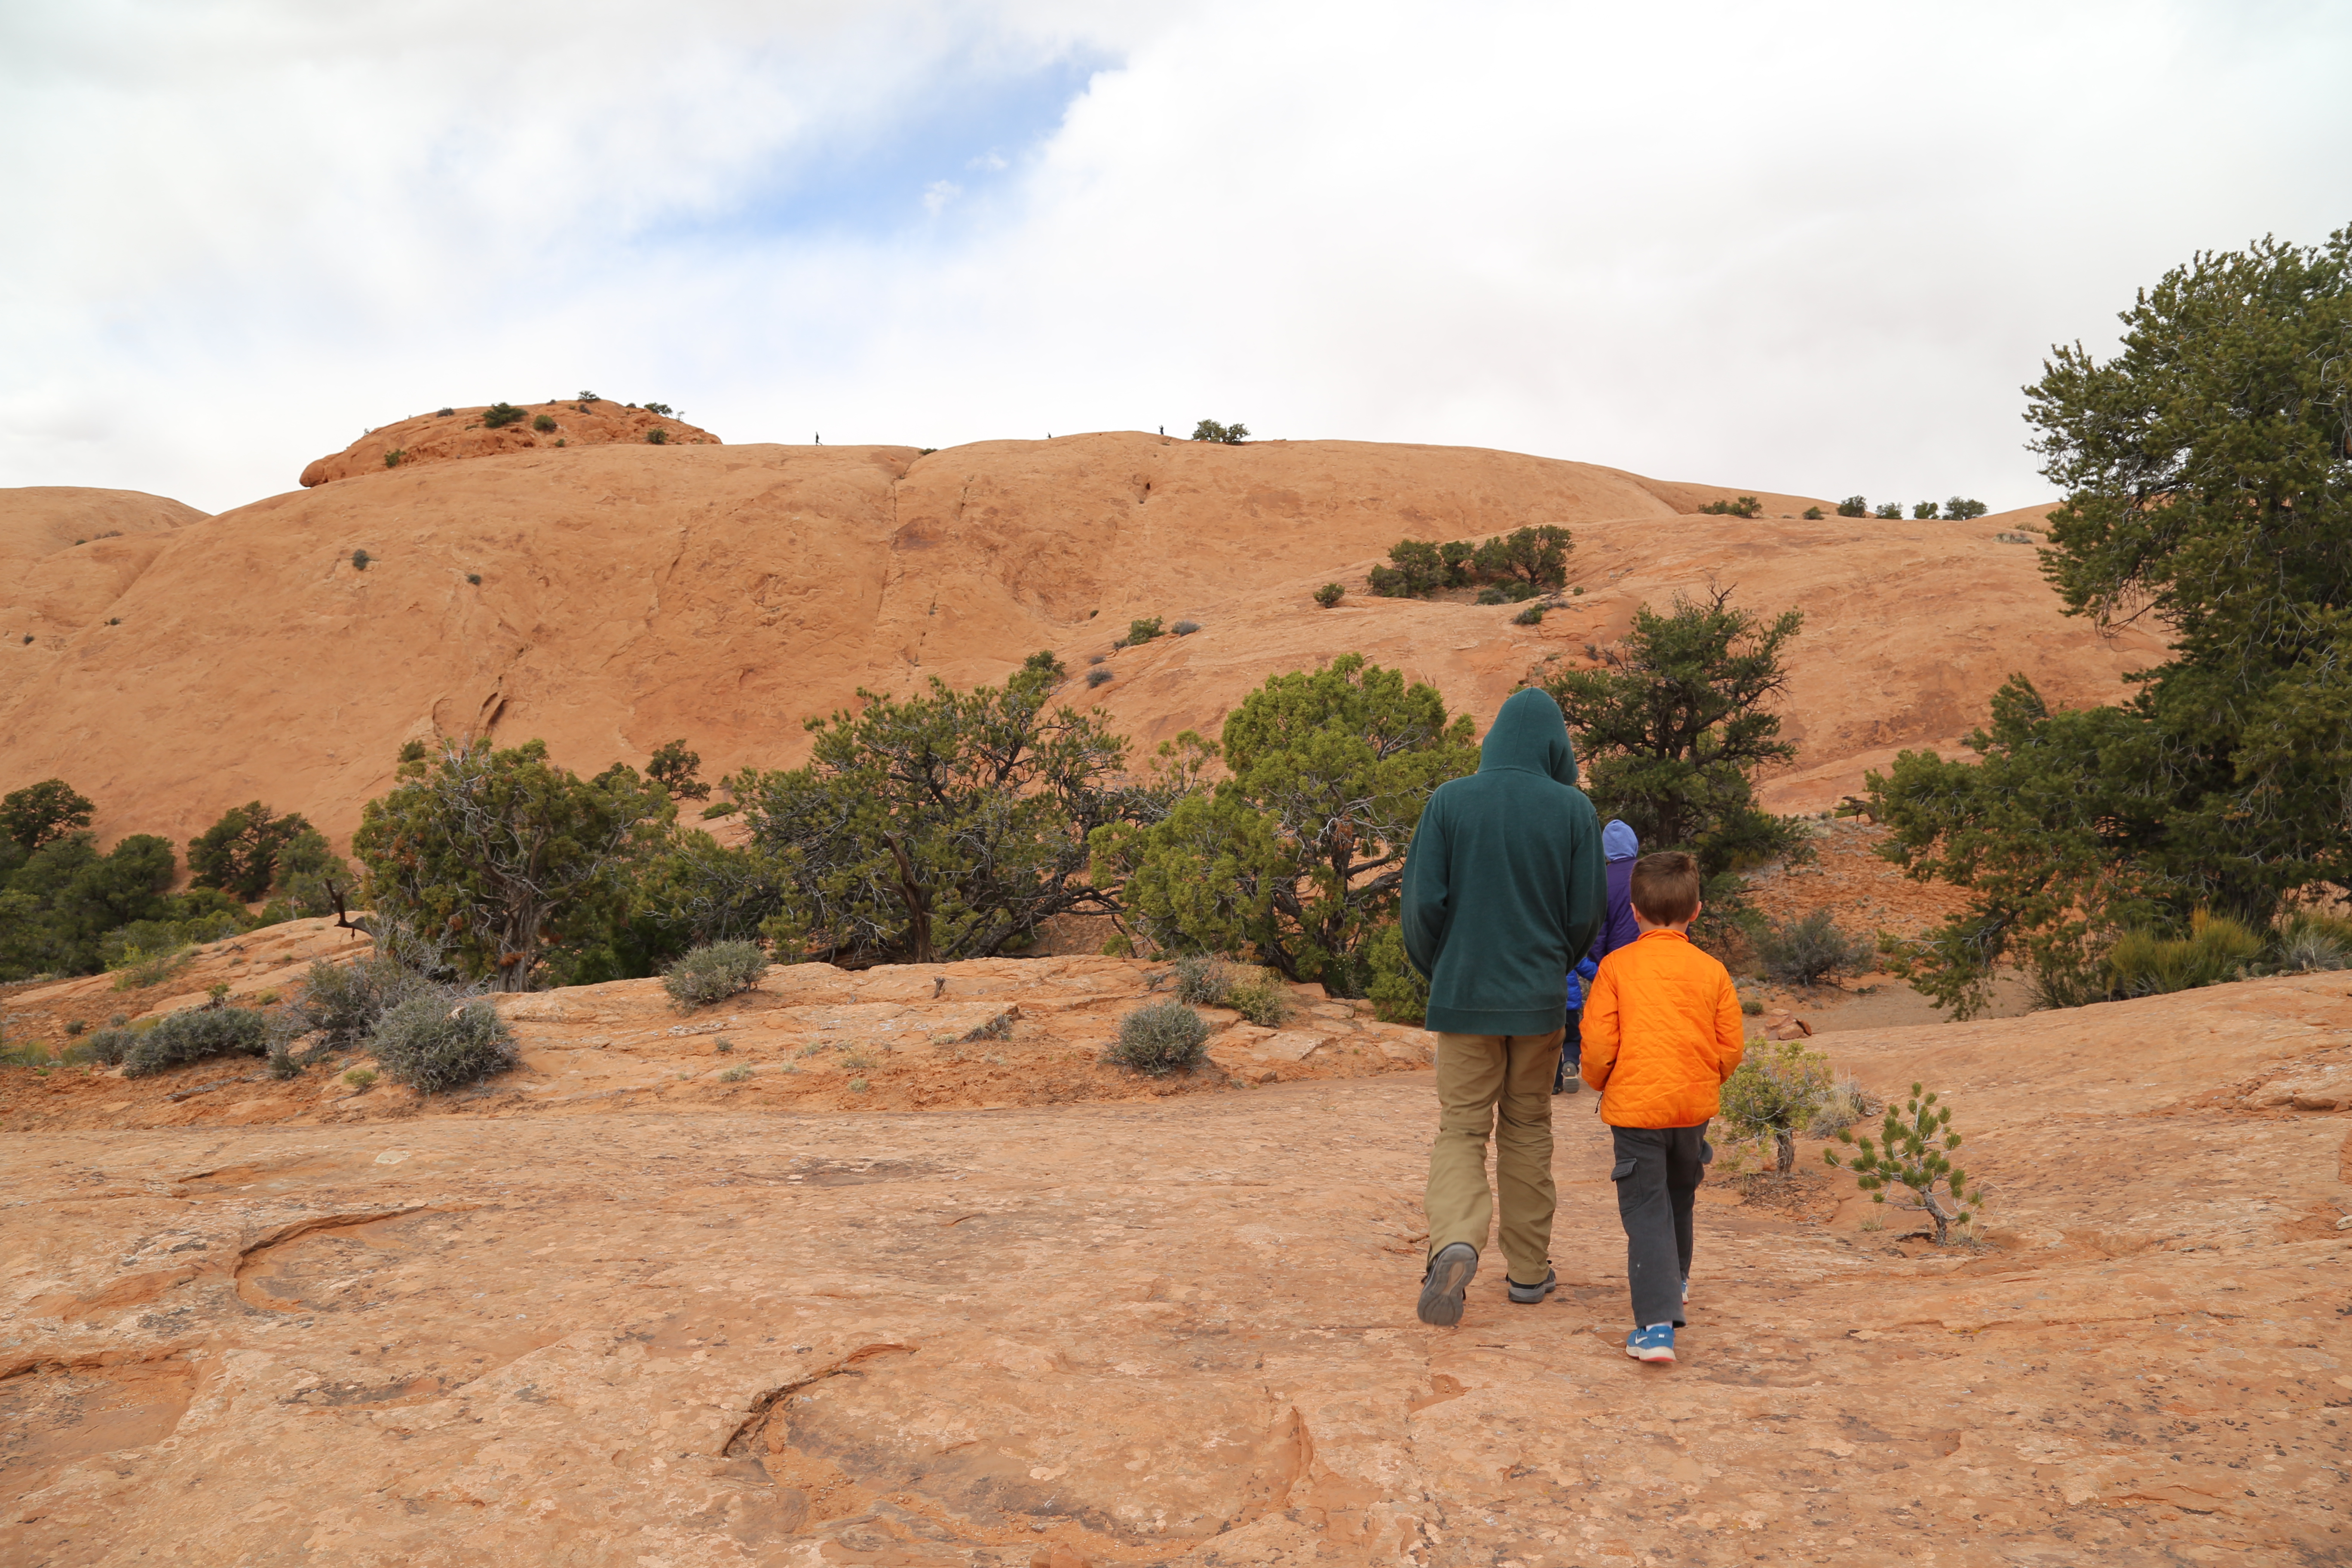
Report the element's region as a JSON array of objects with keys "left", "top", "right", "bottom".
[{"left": 1400, "top": 687, "right": 1605, "bottom": 1036}]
